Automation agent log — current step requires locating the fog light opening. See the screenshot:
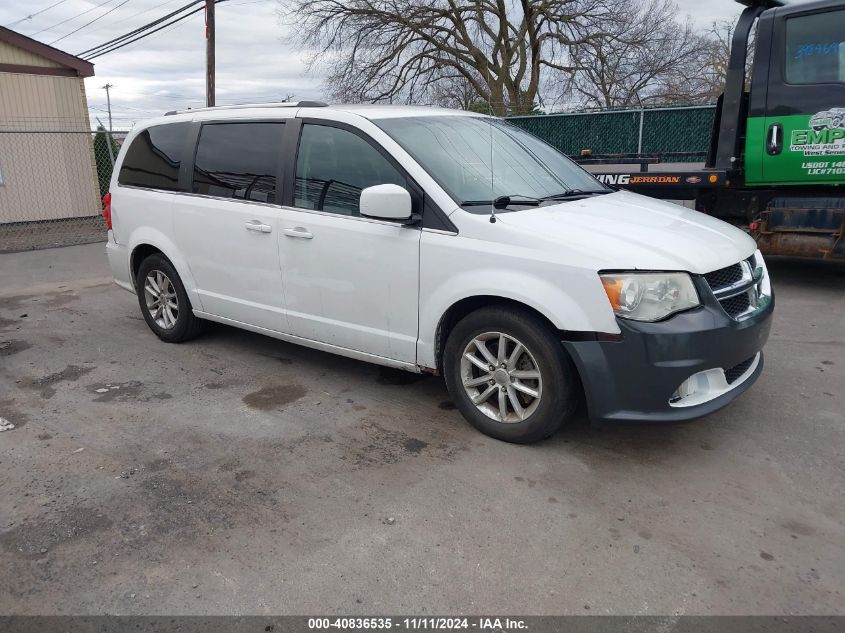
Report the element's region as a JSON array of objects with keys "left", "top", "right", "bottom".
[
  {"left": 670, "top": 373, "right": 709, "bottom": 403},
  {"left": 668, "top": 354, "right": 760, "bottom": 408}
]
